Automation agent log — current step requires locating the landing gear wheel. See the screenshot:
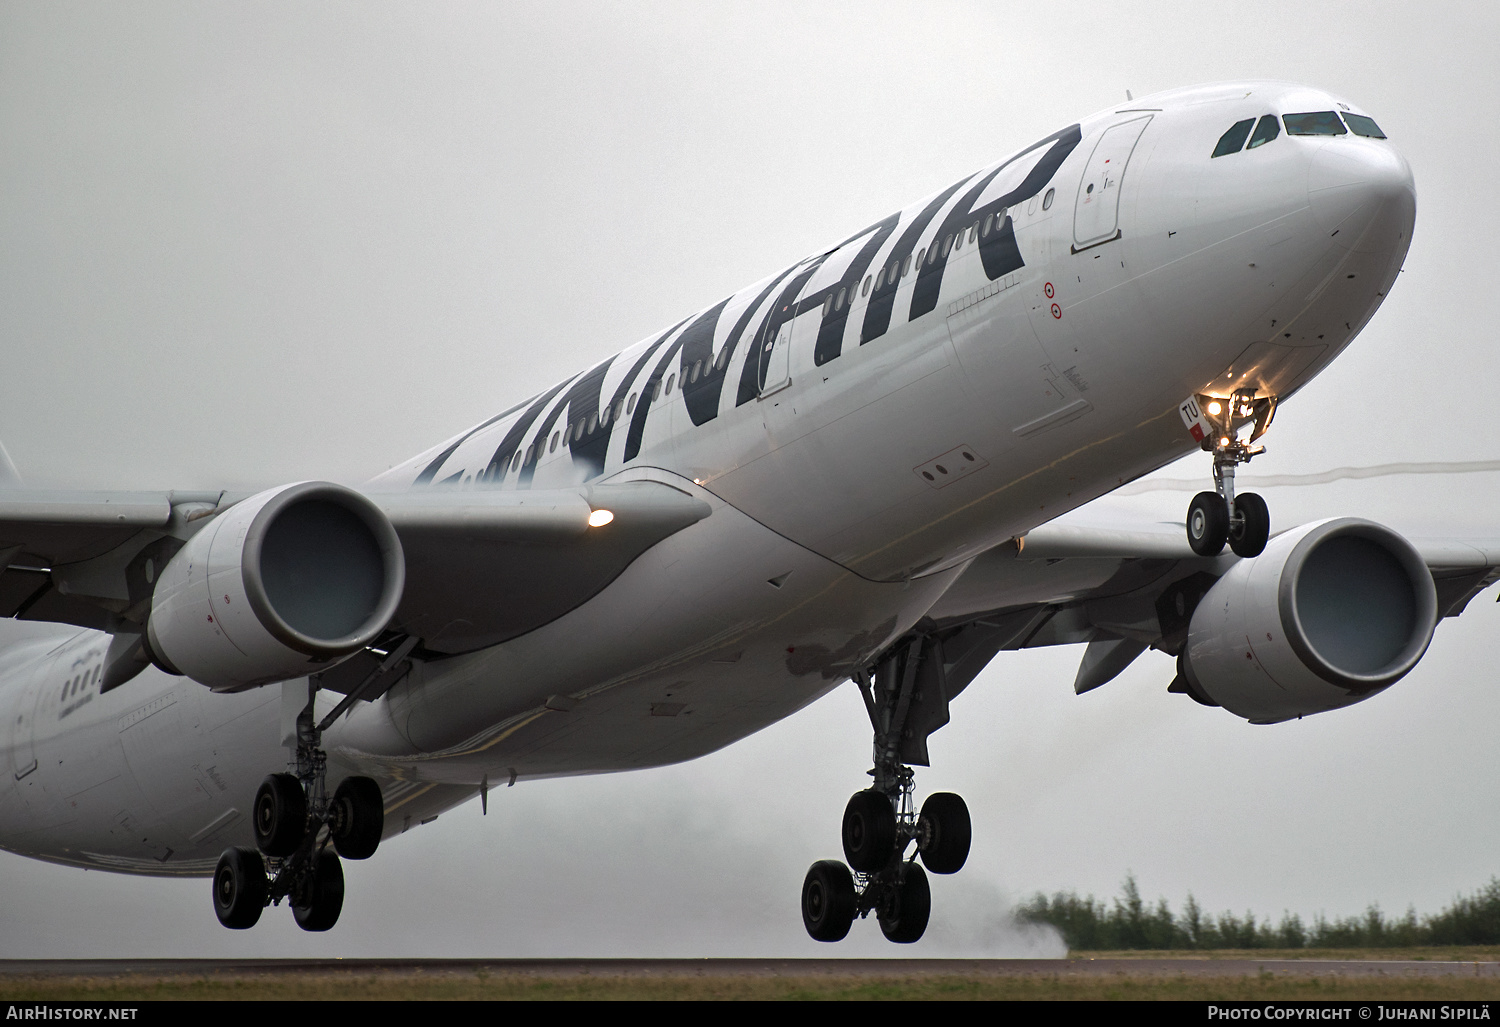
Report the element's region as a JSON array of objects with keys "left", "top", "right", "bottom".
[
  {"left": 1228, "top": 492, "right": 1270, "bottom": 558},
  {"left": 801, "top": 860, "right": 858, "bottom": 942},
  {"left": 253, "top": 772, "right": 307, "bottom": 857},
  {"left": 842, "top": 789, "right": 897, "bottom": 873},
  {"left": 879, "top": 862, "right": 931, "bottom": 944},
  {"left": 292, "top": 850, "right": 345, "bottom": 932},
  {"left": 329, "top": 777, "right": 384, "bottom": 860},
  {"left": 1187, "top": 491, "right": 1229, "bottom": 556},
  {"left": 213, "top": 847, "right": 267, "bottom": 929},
  {"left": 917, "top": 792, "right": 971, "bottom": 875}
]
